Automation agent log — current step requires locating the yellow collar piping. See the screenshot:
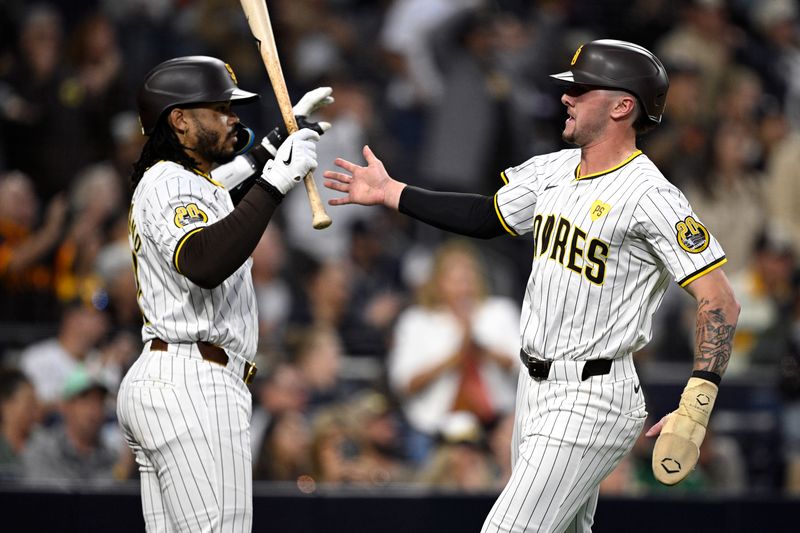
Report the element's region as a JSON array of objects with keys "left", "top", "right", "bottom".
[
  {"left": 574, "top": 150, "right": 642, "bottom": 181},
  {"left": 191, "top": 167, "right": 224, "bottom": 188}
]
